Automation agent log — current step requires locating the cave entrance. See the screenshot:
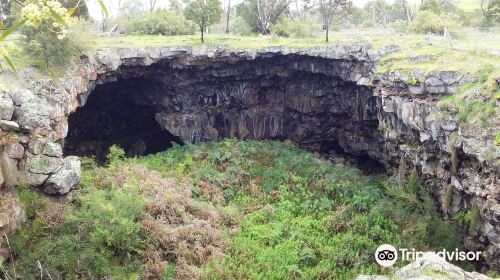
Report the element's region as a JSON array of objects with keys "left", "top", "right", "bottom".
[{"left": 64, "top": 78, "right": 182, "bottom": 163}]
